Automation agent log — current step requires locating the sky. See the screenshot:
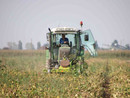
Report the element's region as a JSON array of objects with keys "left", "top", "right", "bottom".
[{"left": 0, "top": 0, "right": 130, "bottom": 49}]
